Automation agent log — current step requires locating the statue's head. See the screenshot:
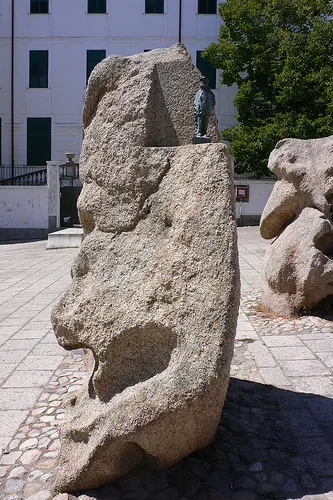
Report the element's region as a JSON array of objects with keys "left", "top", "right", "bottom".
[{"left": 200, "top": 76, "right": 209, "bottom": 87}]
